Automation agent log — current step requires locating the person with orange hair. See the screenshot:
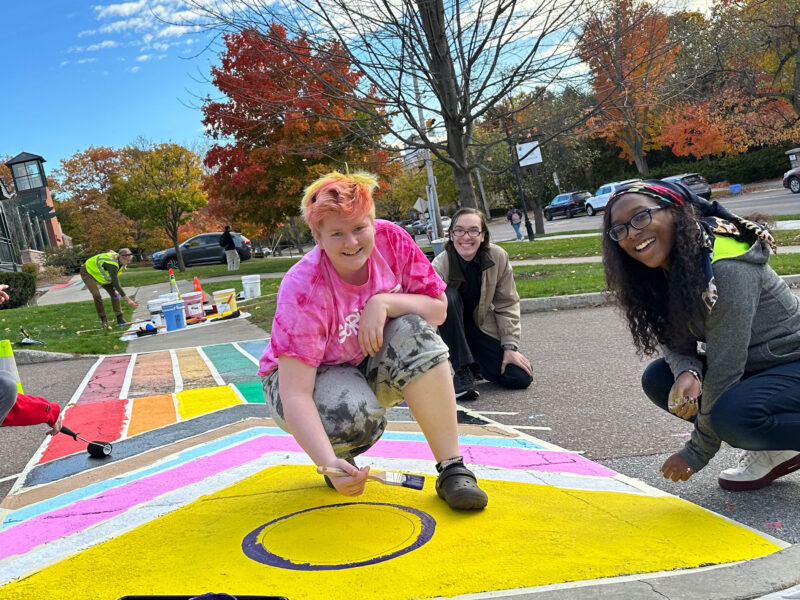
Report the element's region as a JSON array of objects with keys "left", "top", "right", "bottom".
[{"left": 258, "top": 171, "right": 488, "bottom": 510}]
